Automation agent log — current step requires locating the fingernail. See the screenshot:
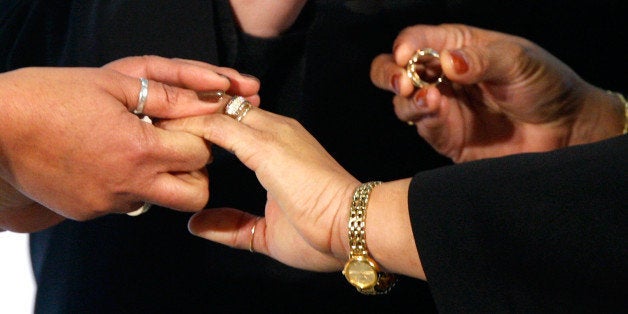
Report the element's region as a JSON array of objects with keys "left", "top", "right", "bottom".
[
  {"left": 241, "top": 73, "right": 260, "bottom": 83},
  {"left": 392, "top": 43, "right": 400, "bottom": 55},
  {"left": 413, "top": 88, "right": 428, "bottom": 108},
  {"left": 391, "top": 74, "right": 400, "bottom": 94},
  {"left": 449, "top": 50, "right": 469, "bottom": 74},
  {"left": 197, "top": 90, "right": 225, "bottom": 102}
]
